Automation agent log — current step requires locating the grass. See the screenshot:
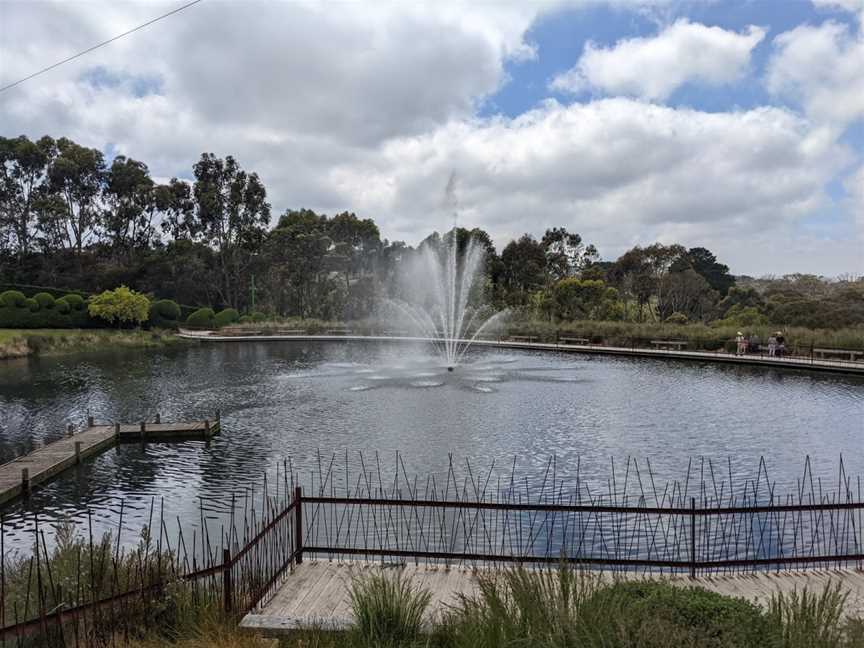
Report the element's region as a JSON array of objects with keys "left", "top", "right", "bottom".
[{"left": 0, "top": 327, "right": 190, "bottom": 359}]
